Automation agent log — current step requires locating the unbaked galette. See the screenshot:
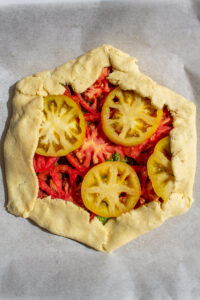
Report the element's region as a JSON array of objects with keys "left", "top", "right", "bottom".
[{"left": 4, "top": 45, "right": 196, "bottom": 252}]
